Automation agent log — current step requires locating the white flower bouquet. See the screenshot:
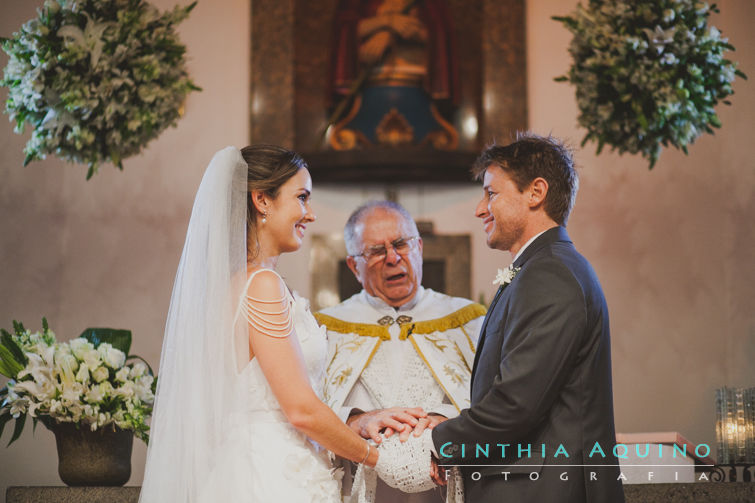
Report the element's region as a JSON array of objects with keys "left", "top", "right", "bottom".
[
  {"left": 0, "top": 0, "right": 200, "bottom": 179},
  {"left": 0, "top": 319, "right": 155, "bottom": 444},
  {"left": 554, "top": 0, "right": 746, "bottom": 168}
]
